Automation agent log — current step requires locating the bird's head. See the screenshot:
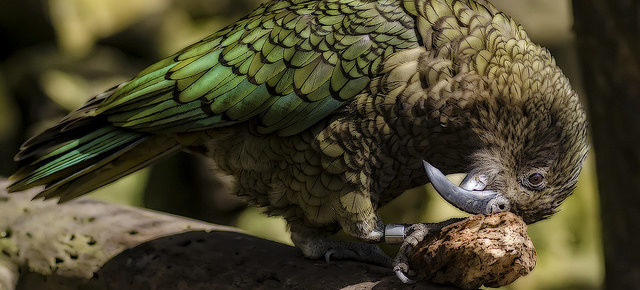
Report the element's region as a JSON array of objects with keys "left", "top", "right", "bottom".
[
  {"left": 392, "top": 0, "right": 589, "bottom": 223},
  {"left": 423, "top": 52, "right": 589, "bottom": 224}
]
